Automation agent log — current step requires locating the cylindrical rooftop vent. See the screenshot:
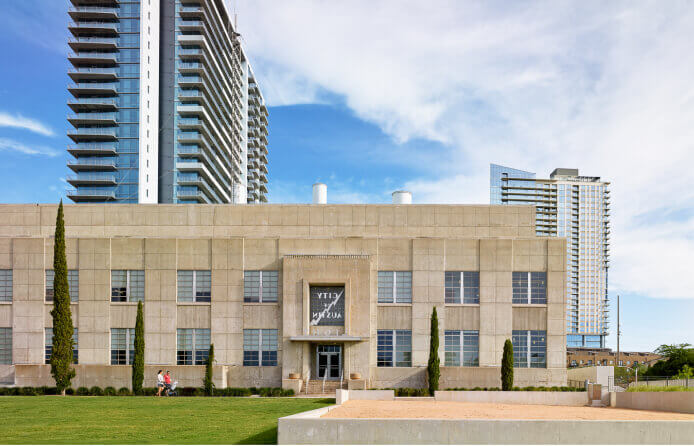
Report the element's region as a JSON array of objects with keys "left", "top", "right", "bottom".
[
  {"left": 313, "top": 183, "right": 327, "bottom": 204},
  {"left": 392, "top": 190, "right": 412, "bottom": 204}
]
